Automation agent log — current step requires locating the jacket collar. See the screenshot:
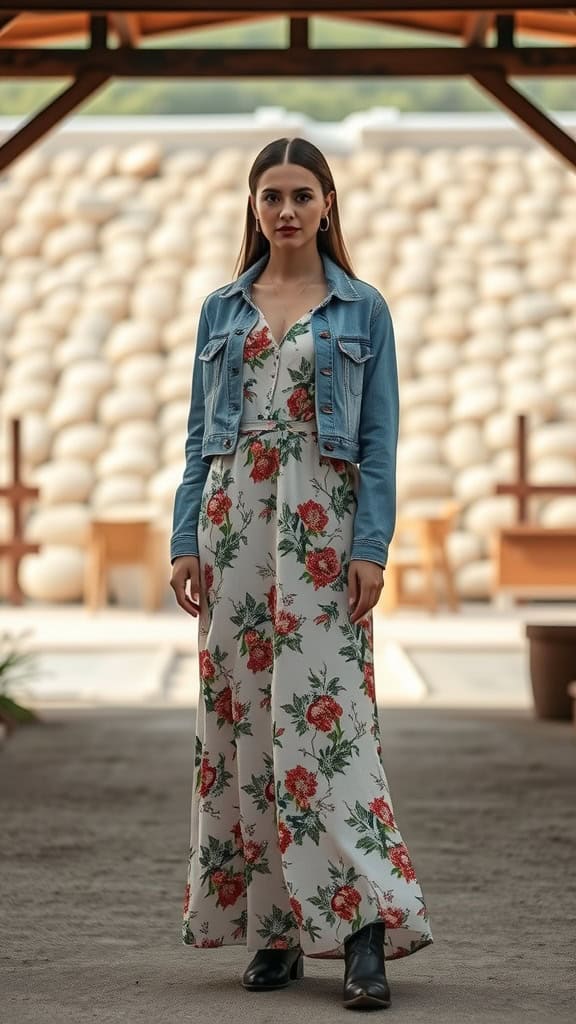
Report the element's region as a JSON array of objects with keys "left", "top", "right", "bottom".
[{"left": 218, "top": 249, "right": 361, "bottom": 302}]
